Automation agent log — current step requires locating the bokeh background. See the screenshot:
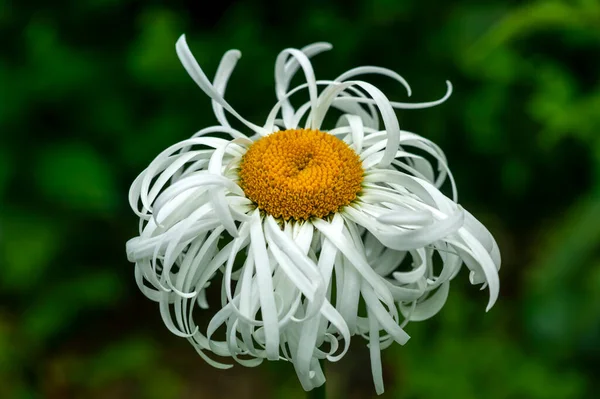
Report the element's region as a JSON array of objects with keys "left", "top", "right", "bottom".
[{"left": 1, "top": 0, "right": 599, "bottom": 398}]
